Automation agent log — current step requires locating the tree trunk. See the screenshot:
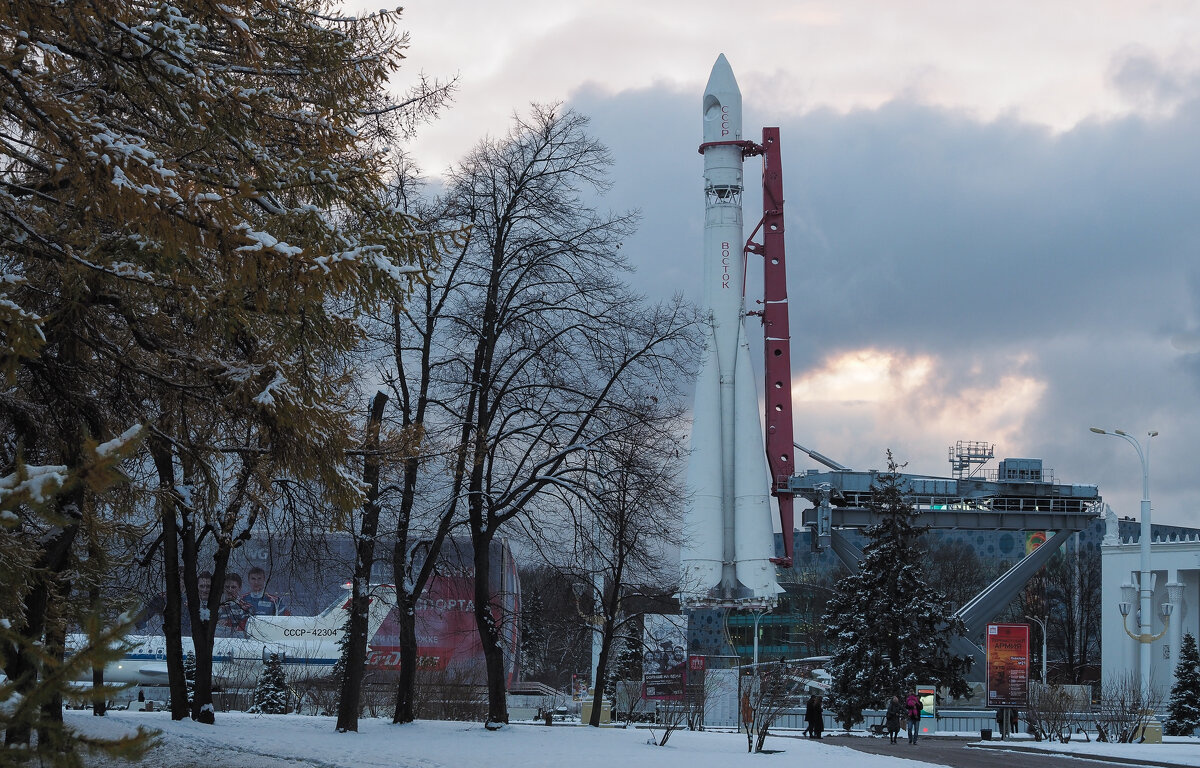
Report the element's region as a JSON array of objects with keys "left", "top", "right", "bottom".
[
  {"left": 472, "top": 530, "right": 508, "bottom": 727},
  {"left": 390, "top": 444, "right": 420, "bottom": 725},
  {"left": 588, "top": 615, "right": 615, "bottom": 727},
  {"left": 391, "top": 590, "right": 419, "bottom": 724},
  {"left": 37, "top": 620, "right": 69, "bottom": 753},
  {"left": 190, "top": 546, "right": 230, "bottom": 724},
  {"left": 91, "top": 660, "right": 106, "bottom": 716},
  {"left": 336, "top": 391, "right": 387, "bottom": 732},
  {"left": 3, "top": 489, "right": 81, "bottom": 746},
  {"left": 149, "top": 434, "right": 190, "bottom": 721},
  {"left": 89, "top": 573, "right": 106, "bottom": 716}
]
